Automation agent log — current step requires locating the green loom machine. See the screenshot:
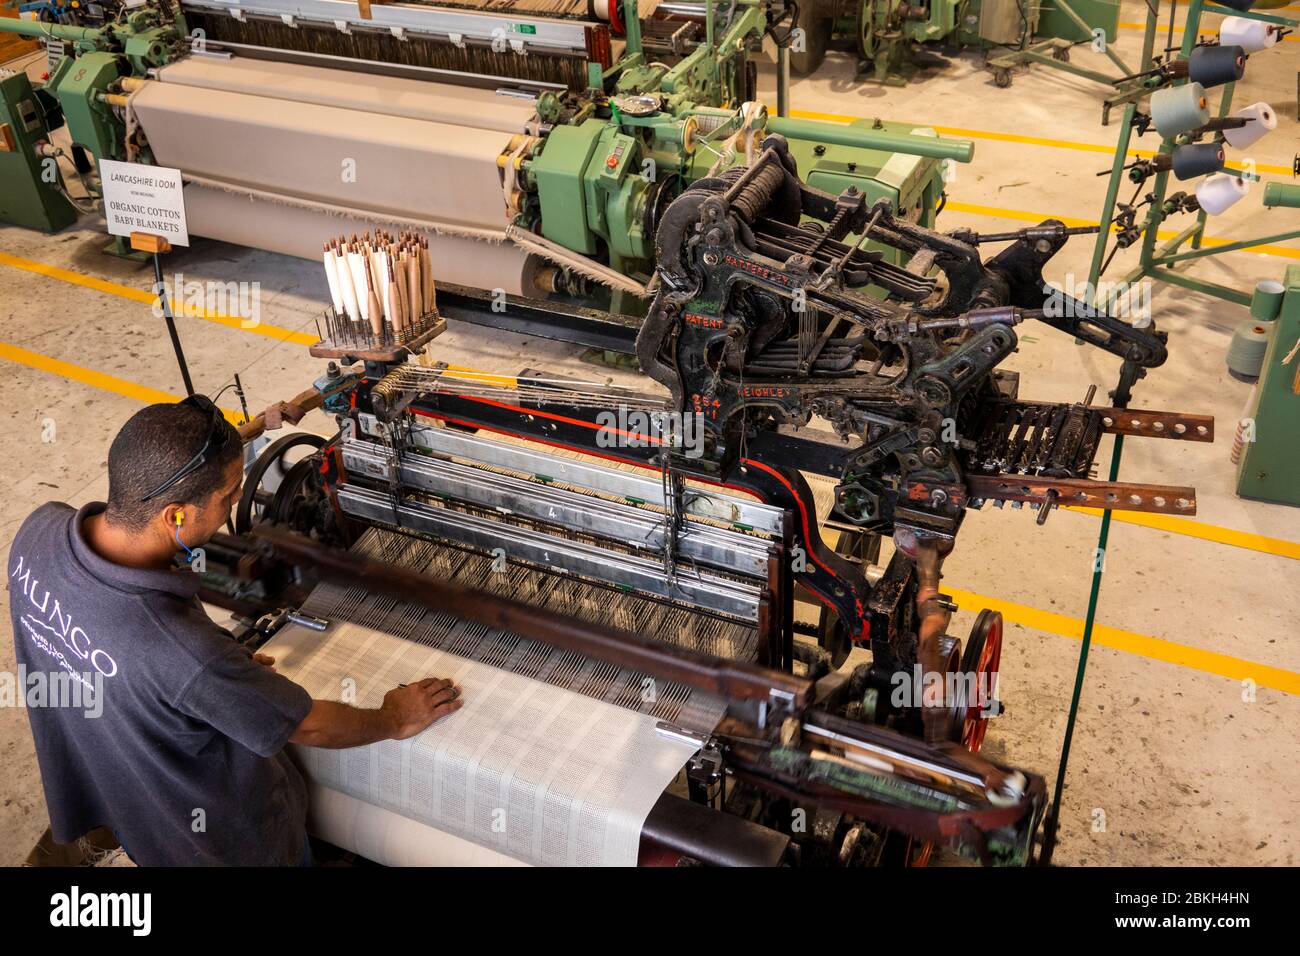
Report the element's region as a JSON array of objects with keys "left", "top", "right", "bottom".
[
  {"left": 1235, "top": 265, "right": 1300, "bottom": 508},
  {"left": 0, "top": 0, "right": 973, "bottom": 312},
  {"left": 789, "top": 0, "right": 1119, "bottom": 86}
]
